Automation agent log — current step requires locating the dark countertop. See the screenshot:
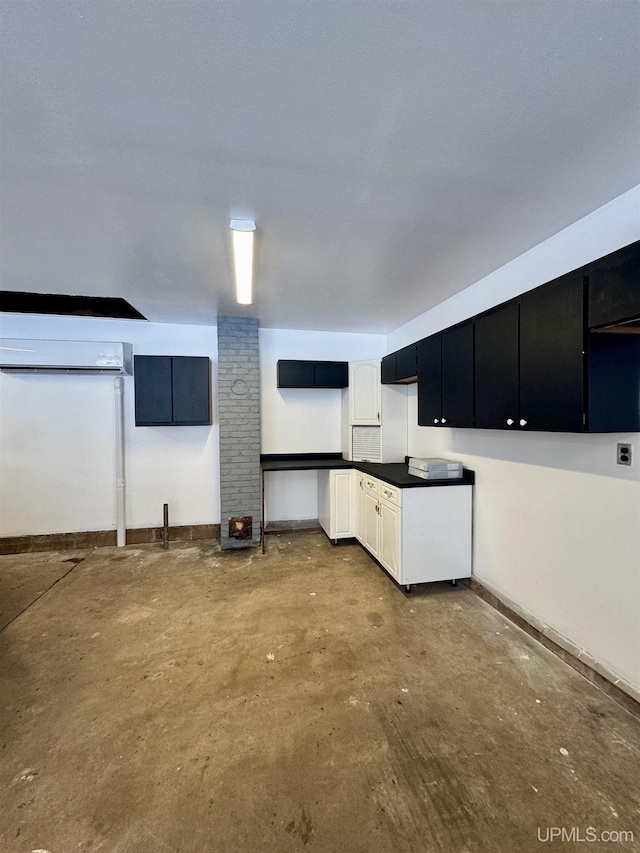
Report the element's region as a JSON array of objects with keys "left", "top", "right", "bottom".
[{"left": 260, "top": 454, "right": 474, "bottom": 487}]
